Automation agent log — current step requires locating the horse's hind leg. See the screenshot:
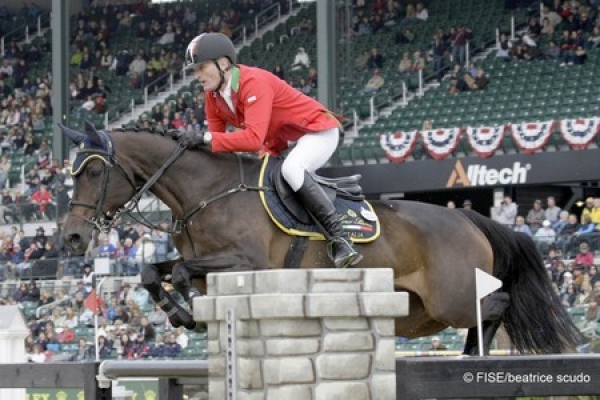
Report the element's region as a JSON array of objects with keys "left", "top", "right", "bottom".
[
  {"left": 141, "top": 263, "right": 196, "bottom": 330},
  {"left": 463, "top": 292, "right": 510, "bottom": 355}
]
